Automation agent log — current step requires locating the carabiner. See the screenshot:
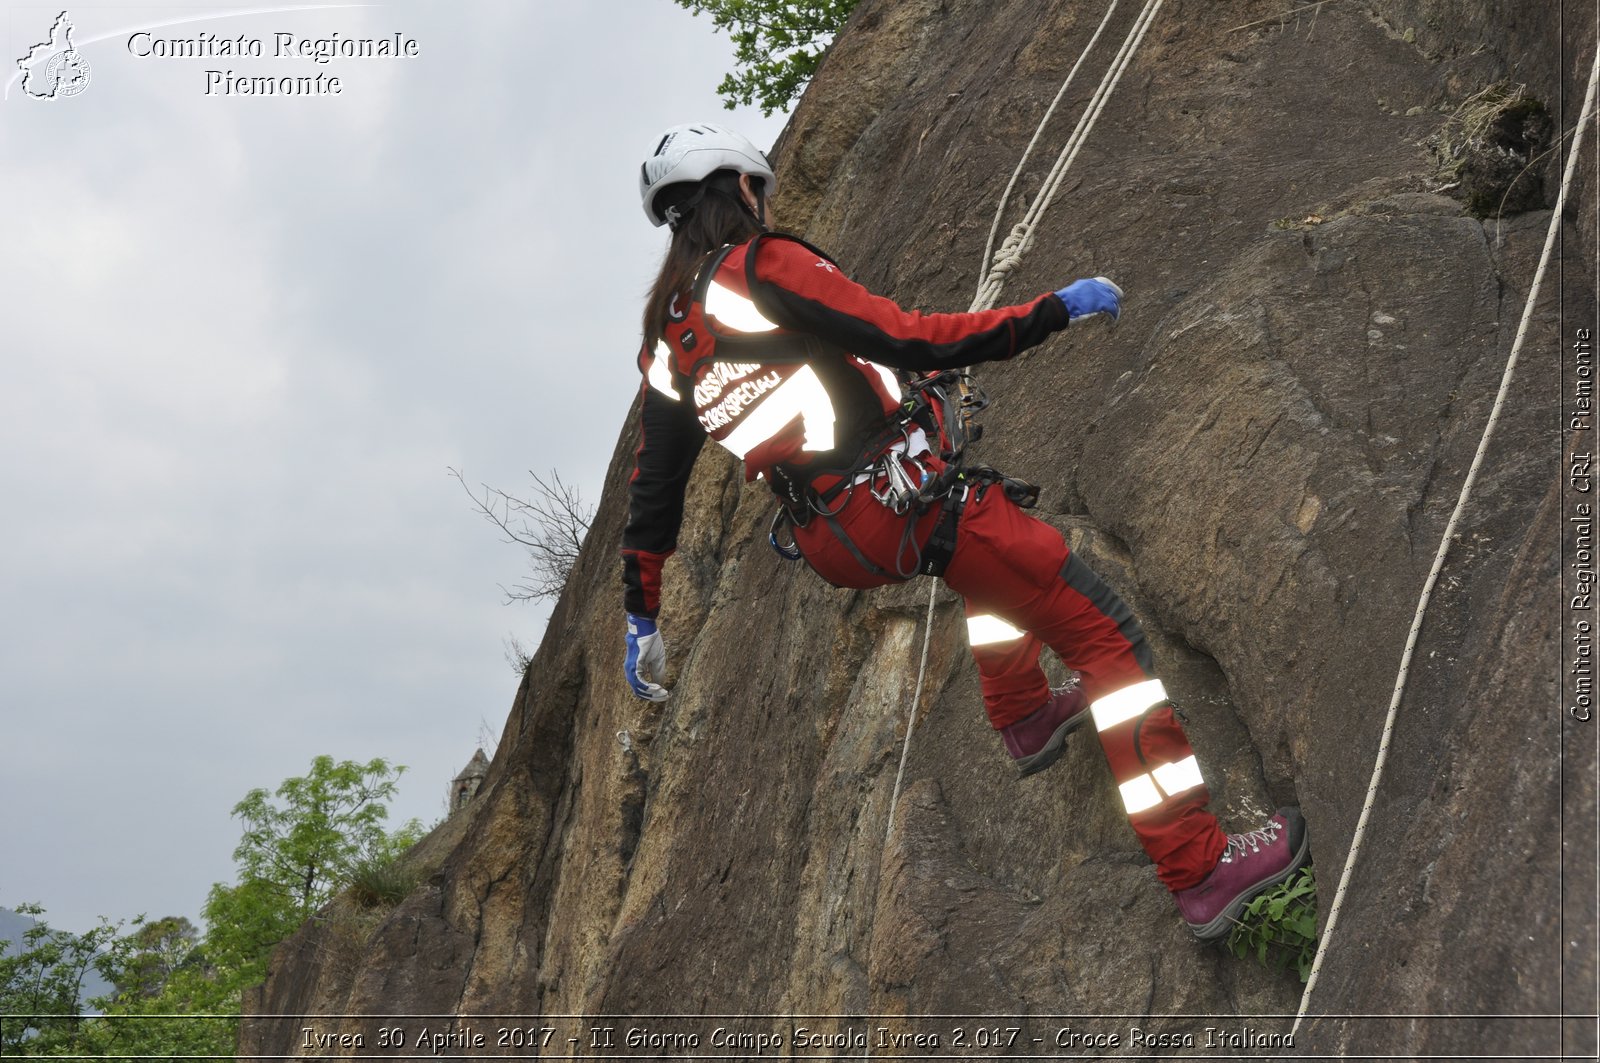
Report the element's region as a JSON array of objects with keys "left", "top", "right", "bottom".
[{"left": 768, "top": 508, "right": 803, "bottom": 561}]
